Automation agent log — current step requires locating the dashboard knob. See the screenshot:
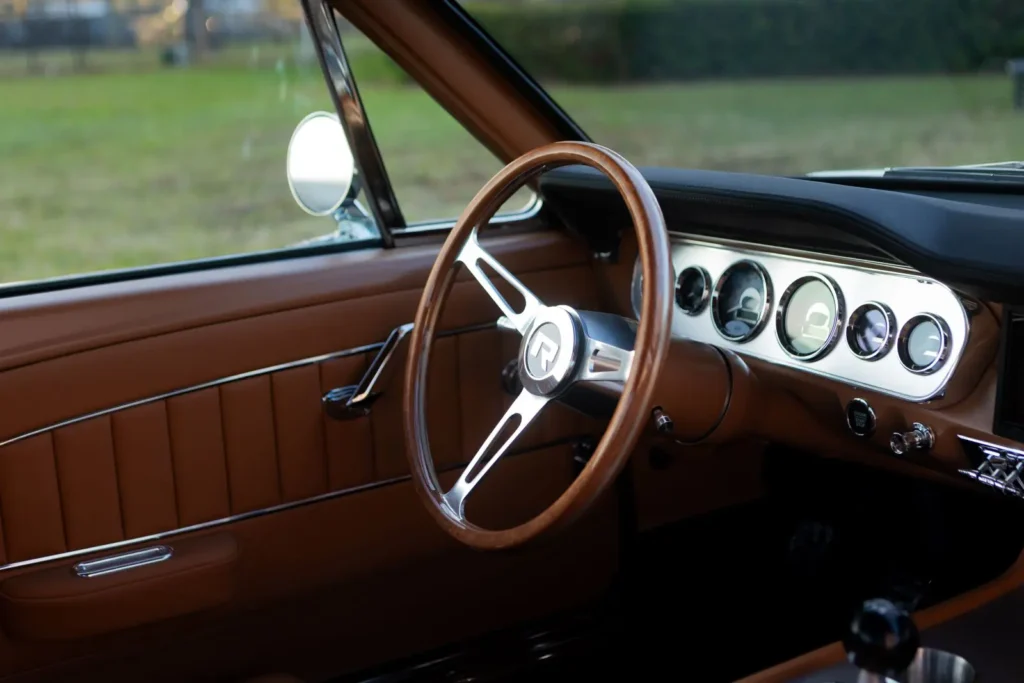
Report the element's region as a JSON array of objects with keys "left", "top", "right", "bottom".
[
  {"left": 890, "top": 422, "right": 935, "bottom": 456},
  {"left": 844, "top": 598, "right": 920, "bottom": 677},
  {"left": 651, "top": 407, "right": 674, "bottom": 434}
]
